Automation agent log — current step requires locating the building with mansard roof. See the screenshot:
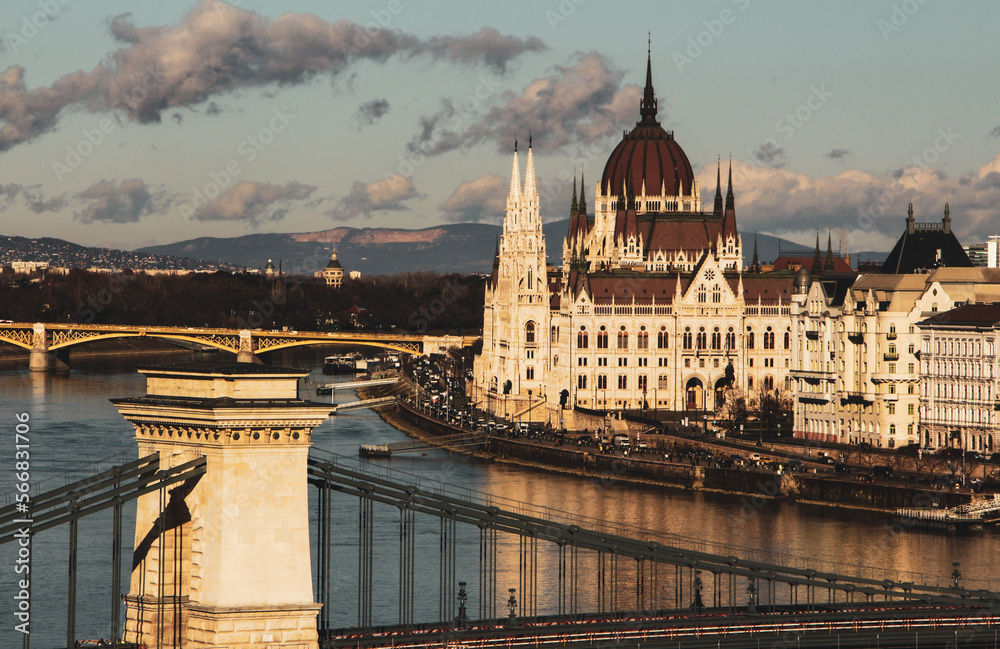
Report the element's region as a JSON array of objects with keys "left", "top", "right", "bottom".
[{"left": 472, "top": 52, "right": 802, "bottom": 428}]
